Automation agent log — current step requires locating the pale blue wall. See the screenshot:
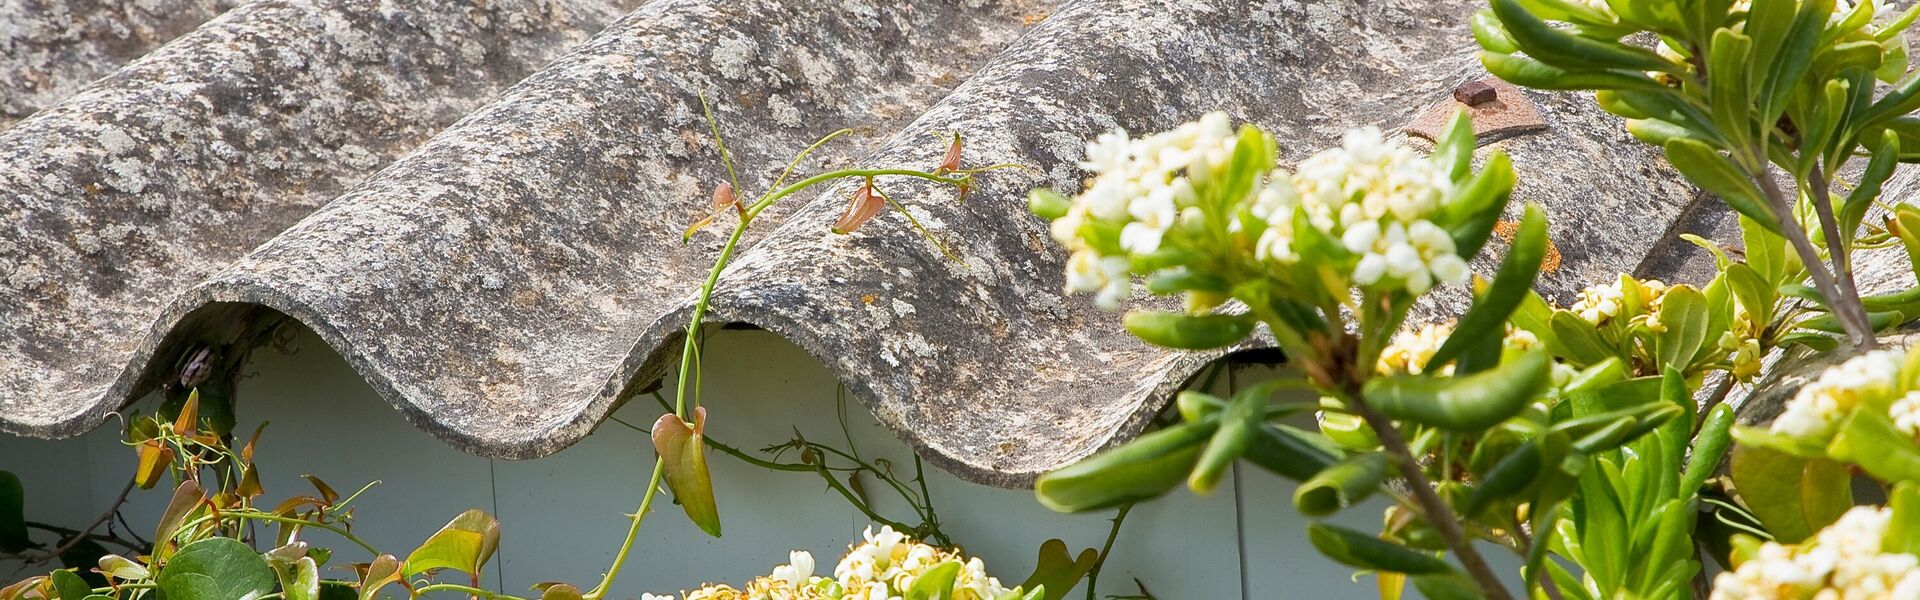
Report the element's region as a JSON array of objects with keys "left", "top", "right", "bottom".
[{"left": 1, "top": 327, "right": 1520, "bottom": 598}]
